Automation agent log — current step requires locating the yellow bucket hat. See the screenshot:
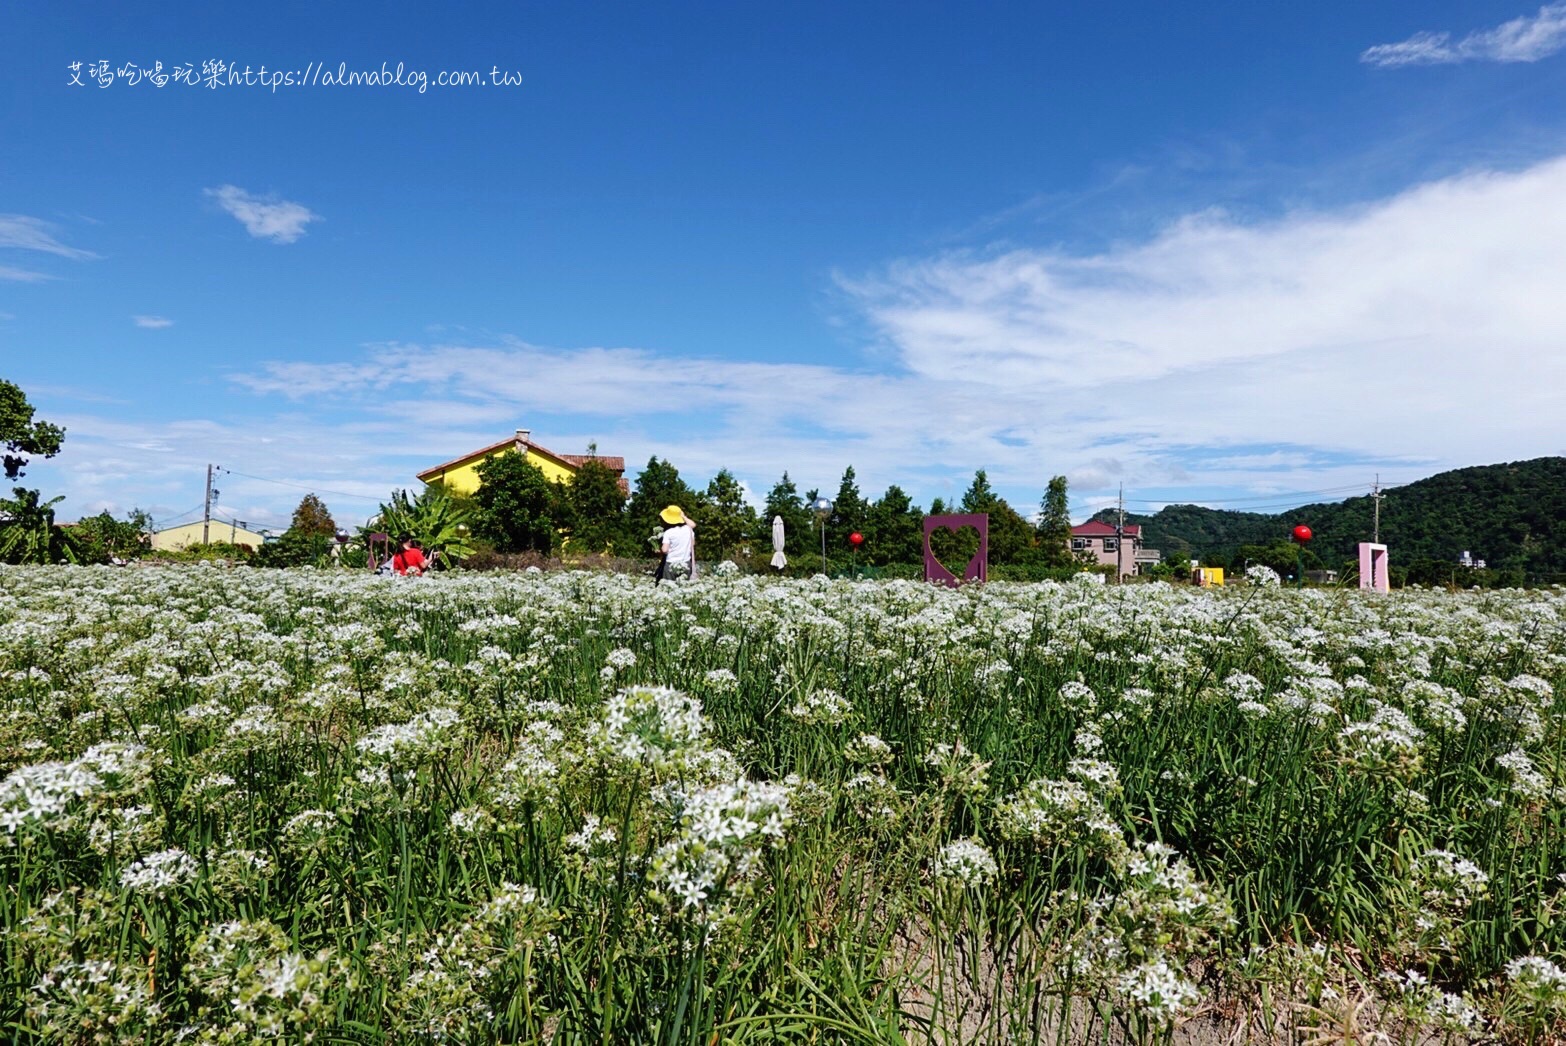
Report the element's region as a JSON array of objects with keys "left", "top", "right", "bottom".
[{"left": 659, "top": 505, "right": 687, "bottom": 525}]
